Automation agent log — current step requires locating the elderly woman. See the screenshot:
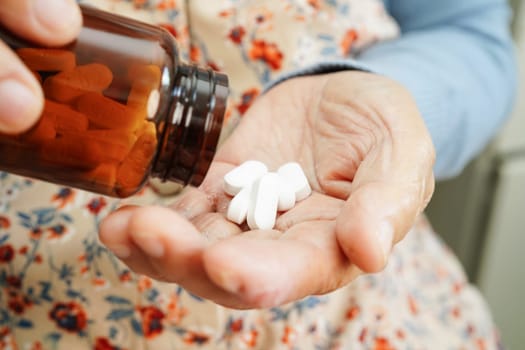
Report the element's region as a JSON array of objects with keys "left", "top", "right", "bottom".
[{"left": 0, "top": 0, "right": 516, "bottom": 348}]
